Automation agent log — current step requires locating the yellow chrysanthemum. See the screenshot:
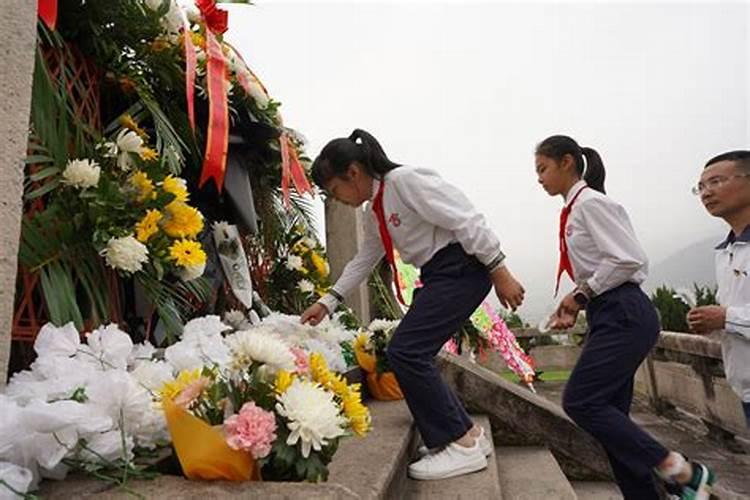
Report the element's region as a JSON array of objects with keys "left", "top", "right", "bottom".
[
  {"left": 354, "top": 334, "right": 369, "bottom": 353},
  {"left": 135, "top": 209, "right": 163, "bottom": 243},
  {"left": 342, "top": 389, "right": 371, "bottom": 436},
  {"left": 150, "top": 37, "right": 170, "bottom": 53},
  {"left": 139, "top": 147, "right": 159, "bottom": 162},
  {"left": 169, "top": 239, "right": 207, "bottom": 267},
  {"left": 159, "top": 368, "right": 202, "bottom": 401},
  {"left": 163, "top": 201, "right": 203, "bottom": 238},
  {"left": 275, "top": 370, "right": 294, "bottom": 394},
  {"left": 309, "top": 352, "right": 333, "bottom": 386},
  {"left": 292, "top": 241, "right": 309, "bottom": 255},
  {"left": 162, "top": 175, "right": 189, "bottom": 203},
  {"left": 310, "top": 252, "right": 329, "bottom": 278},
  {"left": 119, "top": 114, "right": 148, "bottom": 138},
  {"left": 191, "top": 32, "right": 206, "bottom": 49},
  {"left": 130, "top": 171, "right": 155, "bottom": 202}
]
